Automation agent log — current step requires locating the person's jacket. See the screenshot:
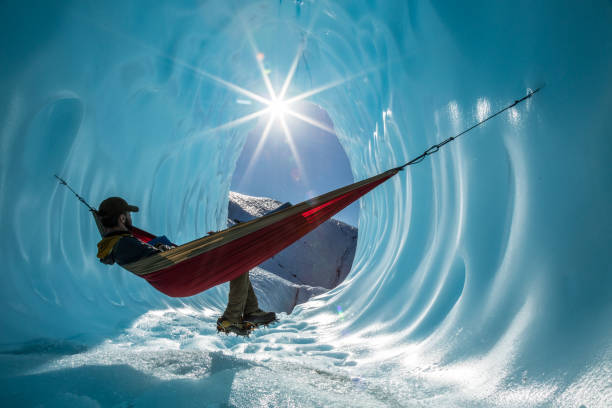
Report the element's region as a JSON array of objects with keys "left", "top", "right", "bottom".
[{"left": 96, "top": 230, "right": 160, "bottom": 266}]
